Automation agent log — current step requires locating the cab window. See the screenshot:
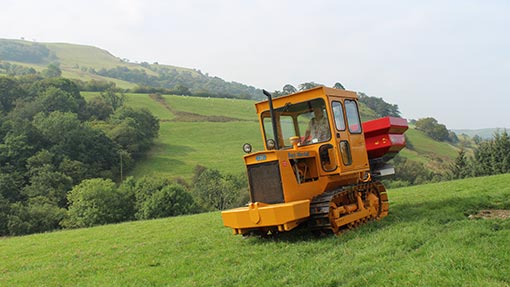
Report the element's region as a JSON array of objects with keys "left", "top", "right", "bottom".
[
  {"left": 261, "top": 98, "right": 330, "bottom": 148},
  {"left": 332, "top": 101, "right": 346, "bottom": 131},
  {"left": 345, "top": 100, "right": 361, "bottom": 134},
  {"left": 263, "top": 115, "right": 294, "bottom": 147}
]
